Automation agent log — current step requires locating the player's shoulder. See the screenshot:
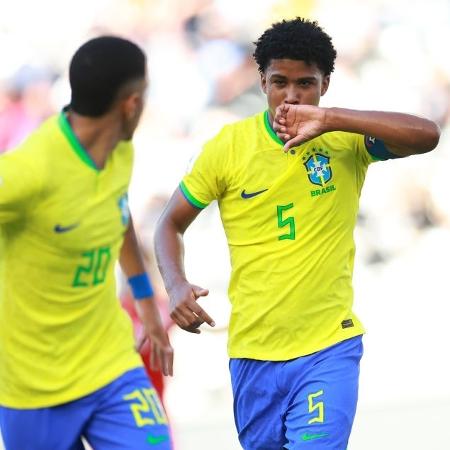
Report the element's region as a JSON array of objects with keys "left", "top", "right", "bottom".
[
  {"left": 114, "top": 139, "right": 134, "bottom": 157},
  {"left": 312, "top": 131, "right": 371, "bottom": 167},
  {"left": 317, "top": 130, "right": 362, "bottom": 148},
  {"left": 207, "top": 112, "right": 263, "bottom": 150},
  {"left": 110, "top": 140, "right": 134, "bottom": 171},
  {"left": 1, "top": 115, "right": 58, "bottom": 162},
  {"left": 221, "top": 112, "right": 262, "bottom": 135},
  {"left": 0, "top": 117, "right": 58, "bottom": 192}
]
